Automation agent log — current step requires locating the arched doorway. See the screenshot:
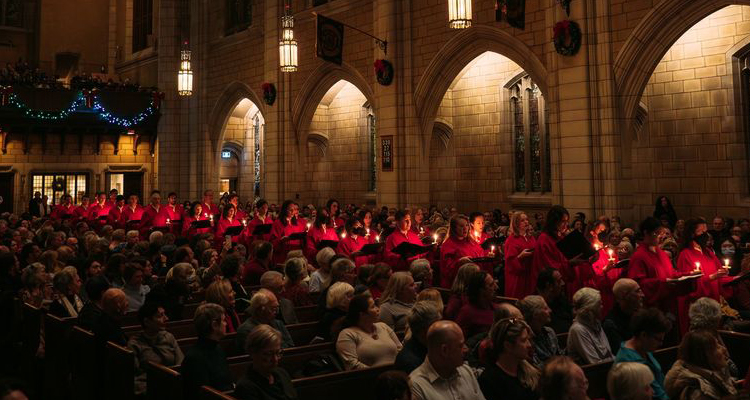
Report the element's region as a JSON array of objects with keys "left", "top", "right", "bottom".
[{"left": 218, "top": 98, "right": 265, "bottom": 199}]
